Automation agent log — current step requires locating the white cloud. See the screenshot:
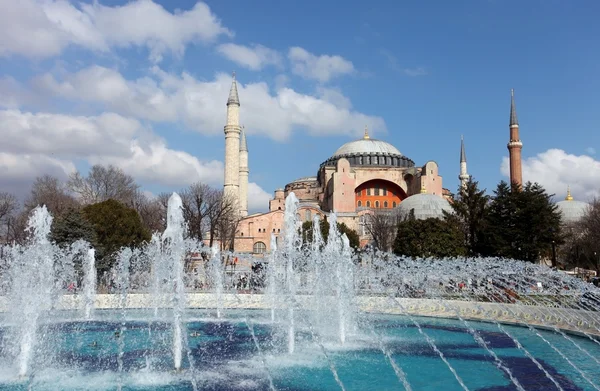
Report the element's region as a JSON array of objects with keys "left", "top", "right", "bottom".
[
  {"left": 501, "top": 149, "right": 600, "bottom": 201},
  {"left": 0, "top": 109, "right": 224, "bottom": 188},
  {"left": 0, "top": 0, "right": 232, "bottom": 62},
  {"left": 586, "top": 147, "right": 596, "bottom": 155},
  {"left": 248, "top": 182, "right": 272, "bottom": 212},
  {"left": 91, "top": 140, "right": 224, "bottom": 187},
  {"left": 288, "top": 47, "right": 355, "bottom": 82},
  {"left": 217, "top": 43, "right": 282, "bottom": 71},
  {"left": 0, "top": 152, "right": 76, "bottom": 198},
  {"left": 31, "top": 66, "right": 386, "bottom": 141}
]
